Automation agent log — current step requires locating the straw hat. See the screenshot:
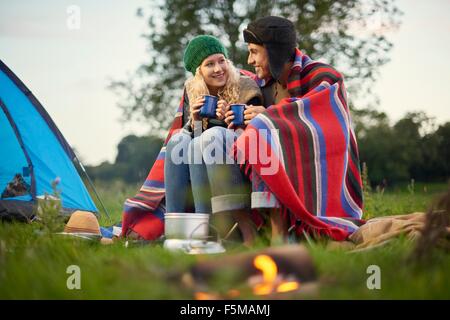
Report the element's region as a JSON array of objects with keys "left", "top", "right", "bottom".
[{"left": 58, "top": 210, "right": 101, "bottom": 240}]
